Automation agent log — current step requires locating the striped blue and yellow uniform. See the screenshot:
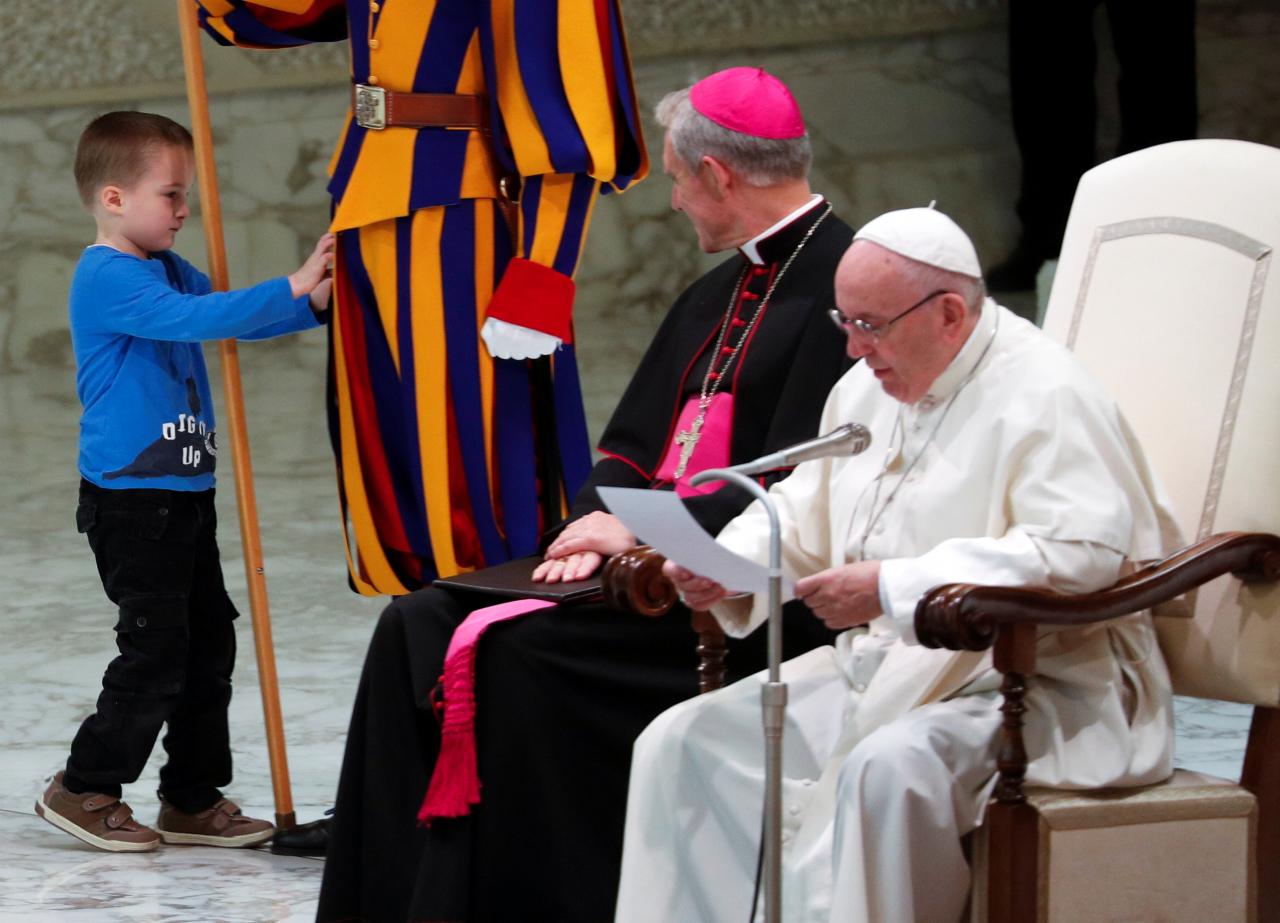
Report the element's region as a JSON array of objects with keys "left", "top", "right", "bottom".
[{"left": 195, "top": 0, "right": 647, "bottom": 595}]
